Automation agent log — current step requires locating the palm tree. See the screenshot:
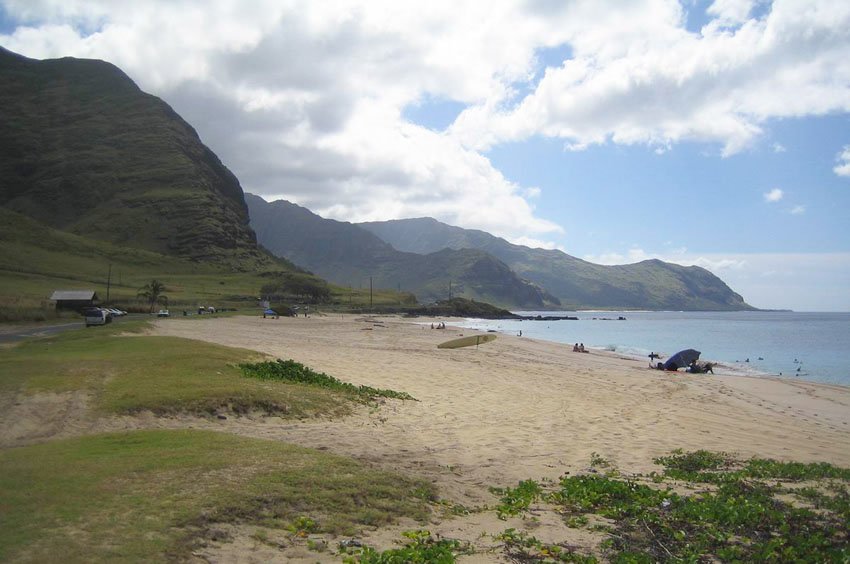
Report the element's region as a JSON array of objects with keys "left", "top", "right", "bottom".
[{"left": 137, "top": 279, "right": 168, "bottom": 313}]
